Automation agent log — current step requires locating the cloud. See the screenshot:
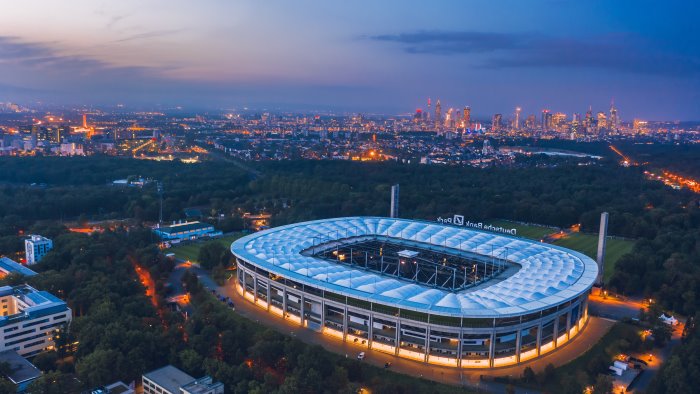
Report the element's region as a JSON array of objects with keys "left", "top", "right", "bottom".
[
  {"left": 113, "top": 29, "right": 184, "bottom": 43},
  {"left": 369, "top": 30, "right": 700, "bottom": 76}
]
